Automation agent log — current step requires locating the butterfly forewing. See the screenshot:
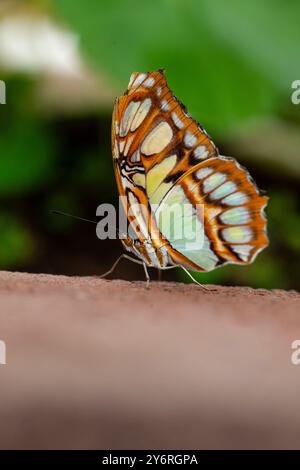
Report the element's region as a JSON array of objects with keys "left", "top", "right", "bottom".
[{"left": 112, "top": 70, "right": 217, "bottom": 196}]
